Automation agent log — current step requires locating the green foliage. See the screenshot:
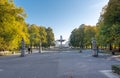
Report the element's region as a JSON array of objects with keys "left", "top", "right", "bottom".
[
  {"left": 103, "top": 0, "right": 120, "bottom": 42},
  {"left": 70, "top": 28, "right": 80, "bottom": 47},
  {"left": 97, "top": 0, "right": 120, "bottom": 50},
  {"left": 0, "top": 0, "right": 55, "bottom": 51},
  {"left": 112, "top": 64, "right": 120, "bottom": 75},
  {"left": 69, "top": 24, "right": 96, "bottom": 48},
  {"left": 96, "top": 22, "right": 107, "bottom": 47},
  {"left": 28, "top": 25, "right": 55, "bottom": 48},
  {"left": 46, "top": 27, "right": 55, "bottom": 47},
  {"left": 39, "top": 26, "right": 47, "bottom": 43},
  {"left": 28, "top": 24, "right": 40, "bottom": 46},
  {"left": 84, "top": 26, "right": 96, "bottom": 48},
  {"left": 0, "top": 0, "right": 29, "bottom": 51},
  {"left": 103, "top": 0, "right": 120, "bottom": 25}
]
